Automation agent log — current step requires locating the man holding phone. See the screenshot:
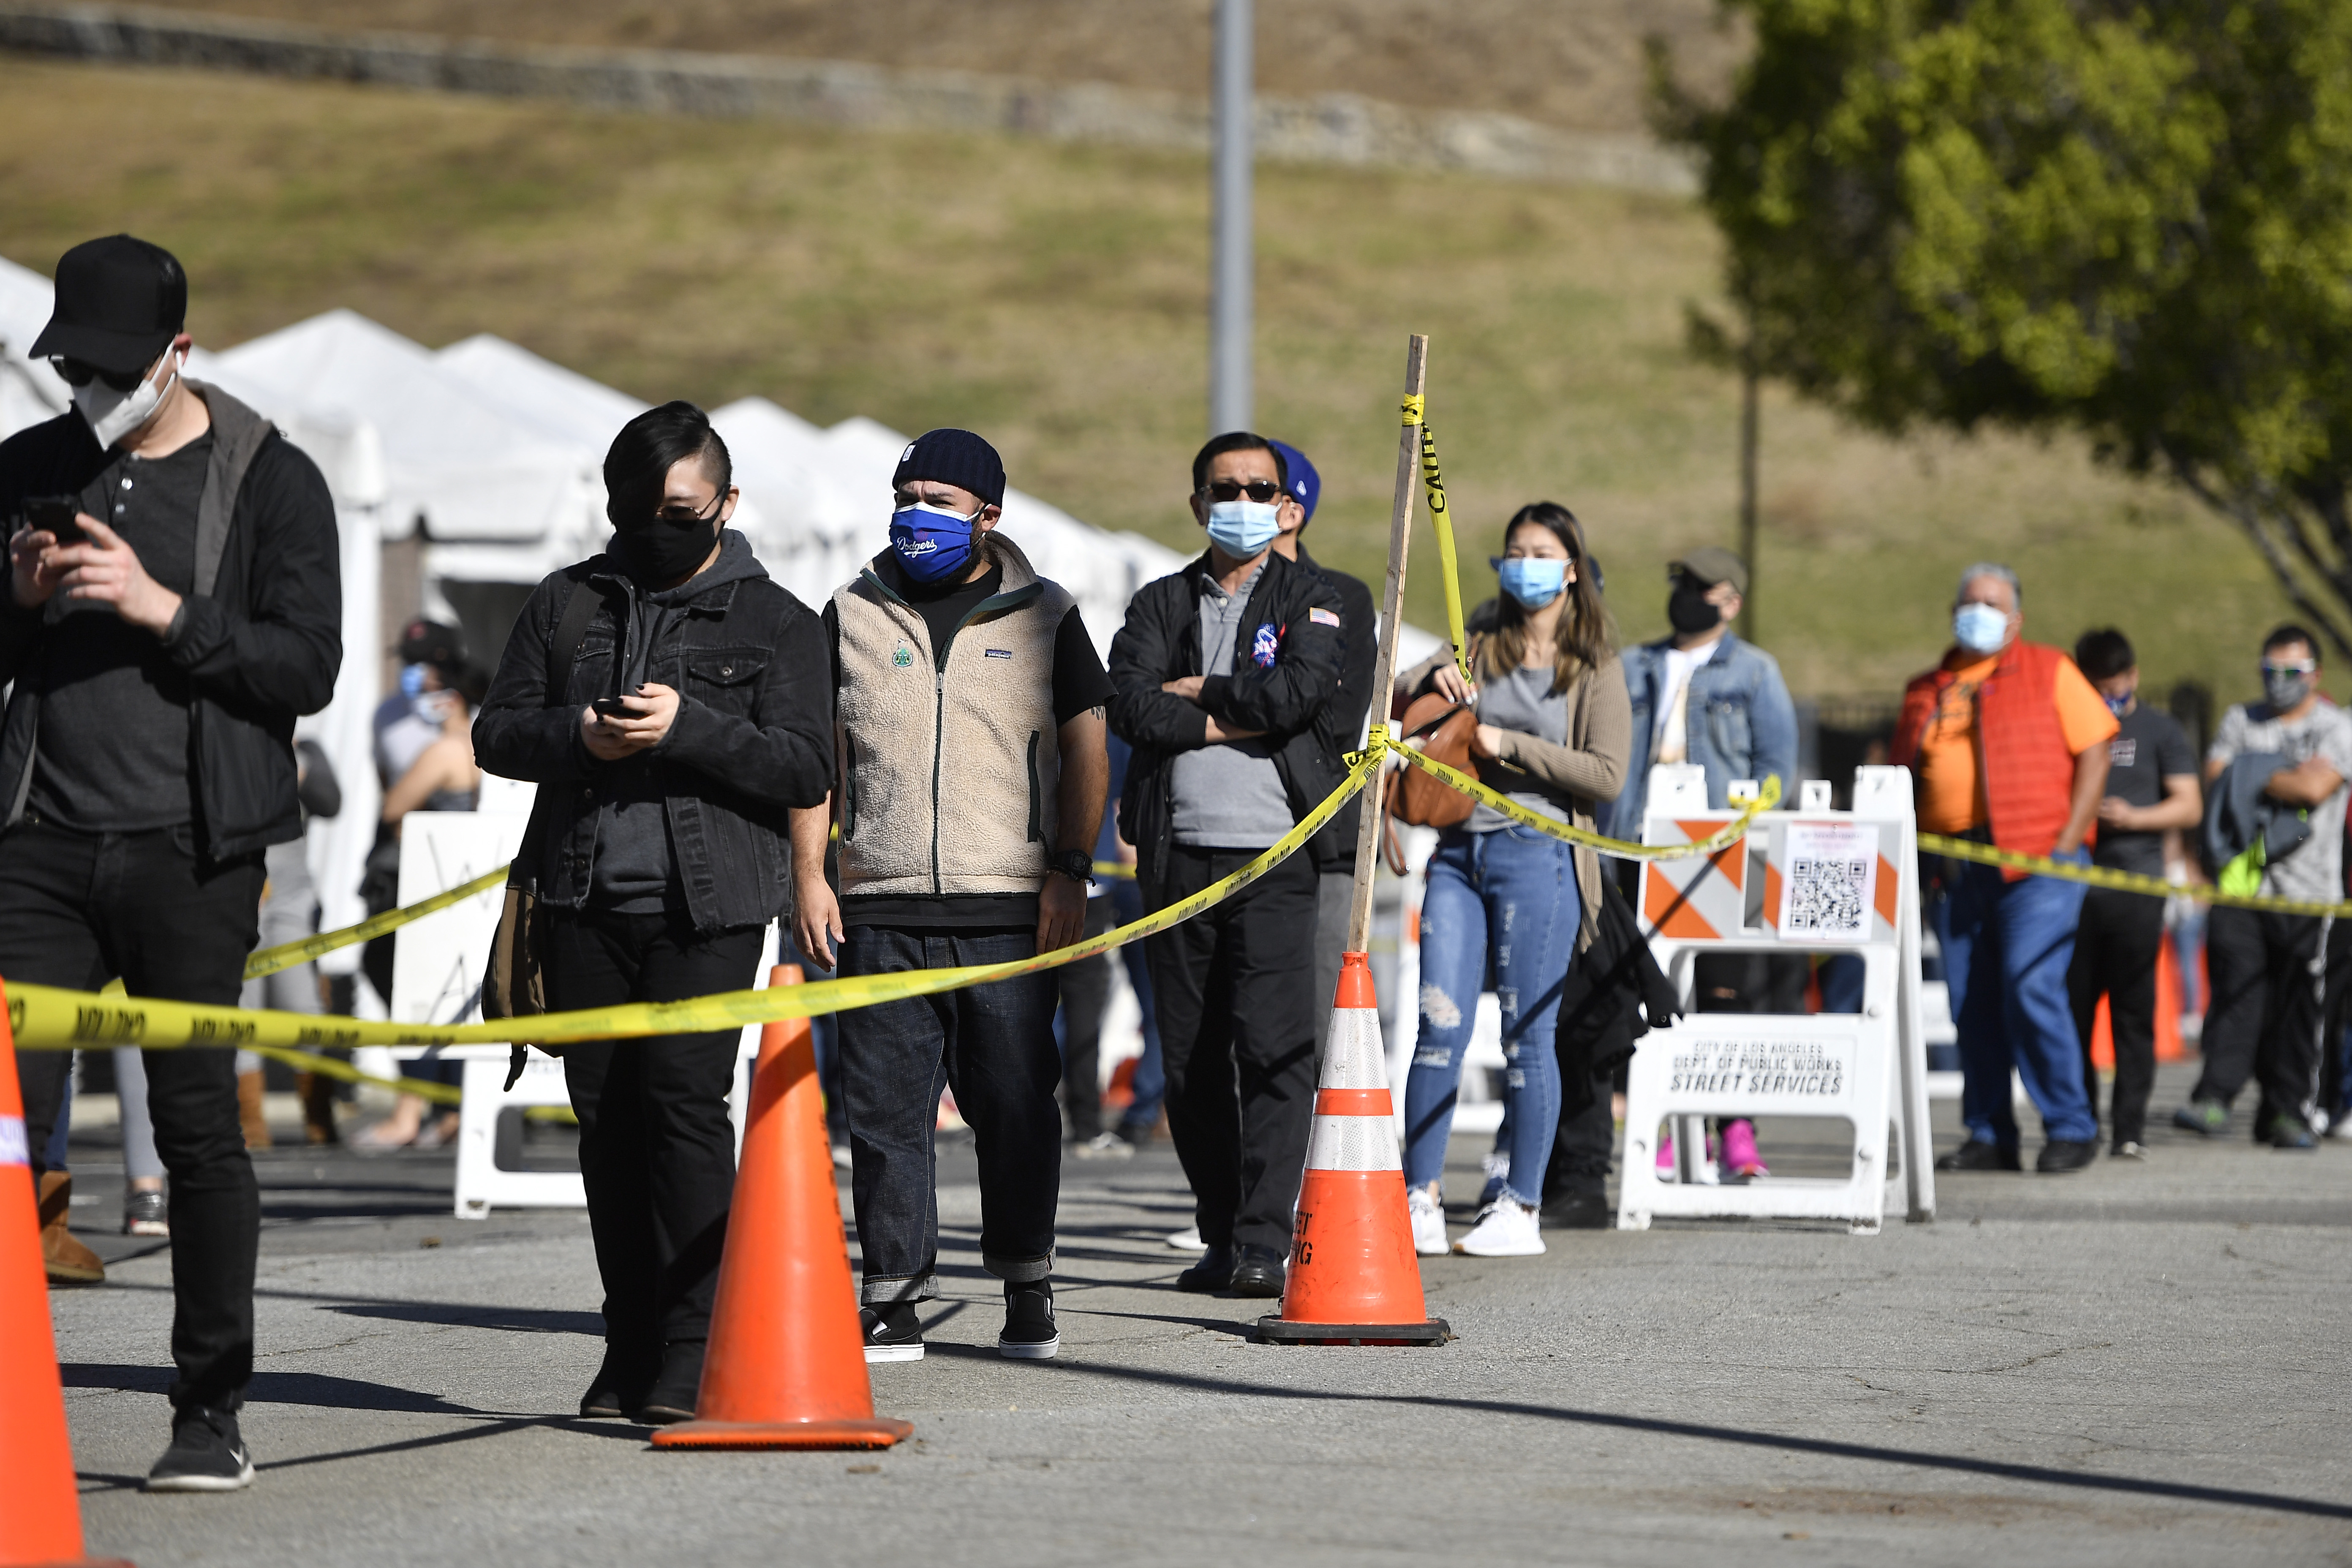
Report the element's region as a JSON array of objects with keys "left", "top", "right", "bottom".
[{"left": 0, "top": 235, "right": 342, "bottom": 1491}]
